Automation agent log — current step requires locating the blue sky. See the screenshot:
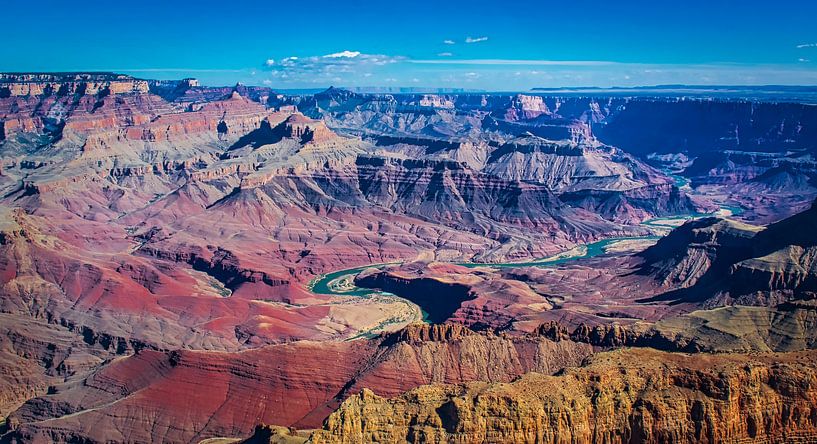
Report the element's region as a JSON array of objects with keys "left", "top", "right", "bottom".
[{"left": 4, "top": 0, "right": 817, "bottom": 89}]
